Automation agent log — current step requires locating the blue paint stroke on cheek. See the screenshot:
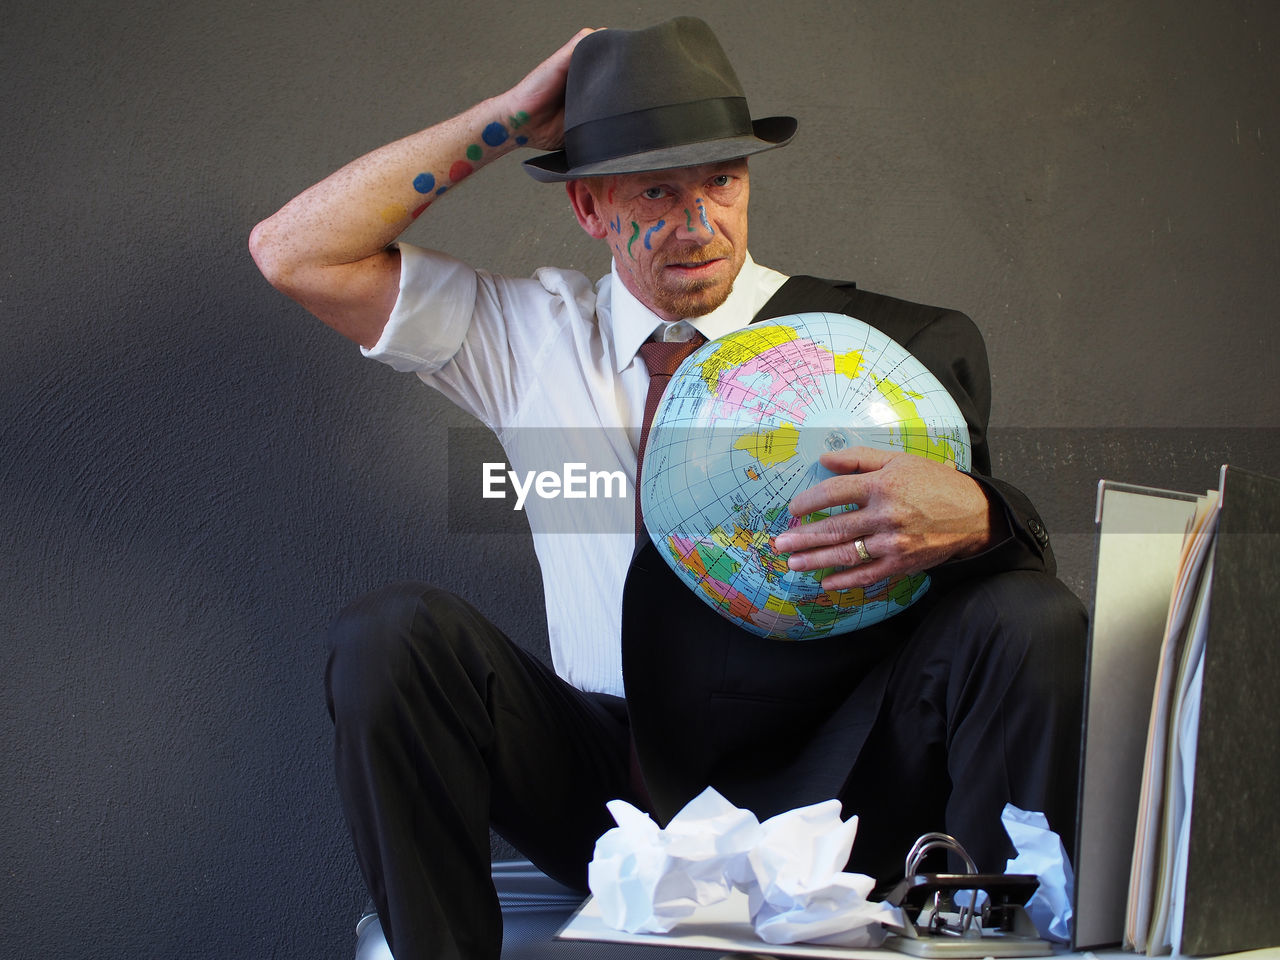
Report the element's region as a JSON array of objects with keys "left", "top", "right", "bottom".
[
  {"left": 696, "top": 199, "right": 714, "bottom": 235},
  {"left": 643, "top": 220, "right": 666, "bottom": 250},
  {"left": 609, "top": 215, "right": 622, "bottom": 234}
]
